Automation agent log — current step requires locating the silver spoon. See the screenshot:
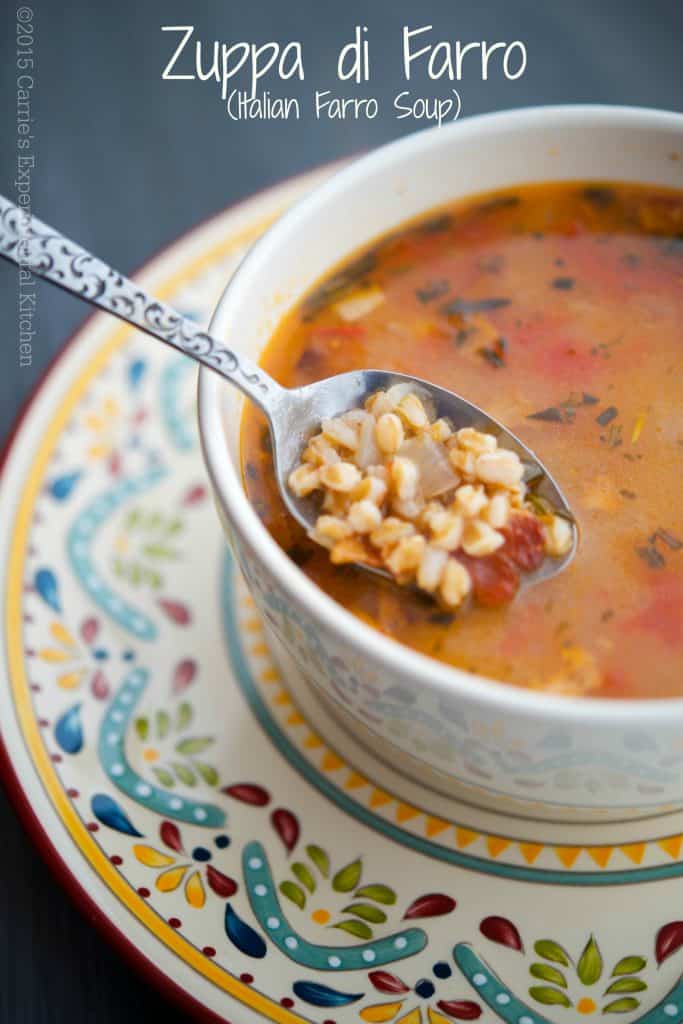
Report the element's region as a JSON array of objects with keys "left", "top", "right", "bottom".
[{"left": 0, "top": 195, "right": 576, "bottom": 585}]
